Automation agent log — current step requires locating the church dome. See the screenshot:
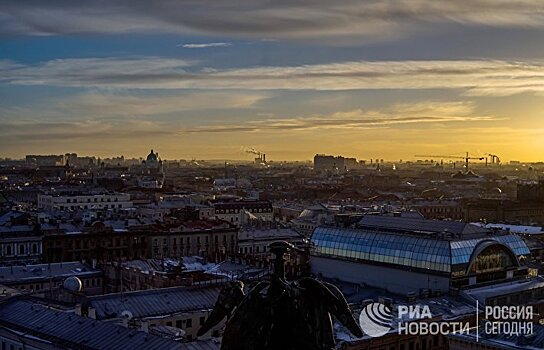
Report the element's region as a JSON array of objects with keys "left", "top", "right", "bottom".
[{"left": 146, "top": 149, "right": 158, "bottom": 163}]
